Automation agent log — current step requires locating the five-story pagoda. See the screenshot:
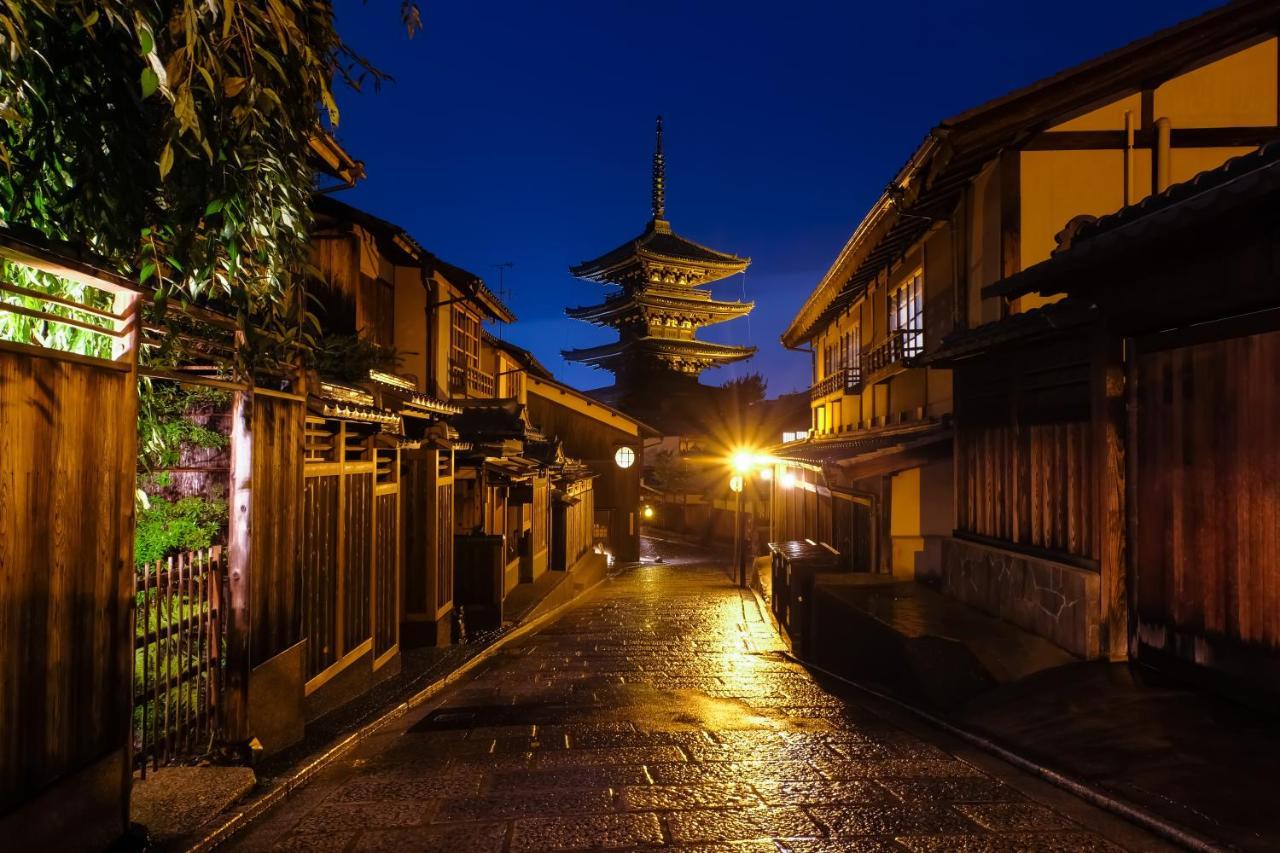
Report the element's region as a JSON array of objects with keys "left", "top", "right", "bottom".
[{"left": 564, "top": 117, "right": 754, "bottom": 417}]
